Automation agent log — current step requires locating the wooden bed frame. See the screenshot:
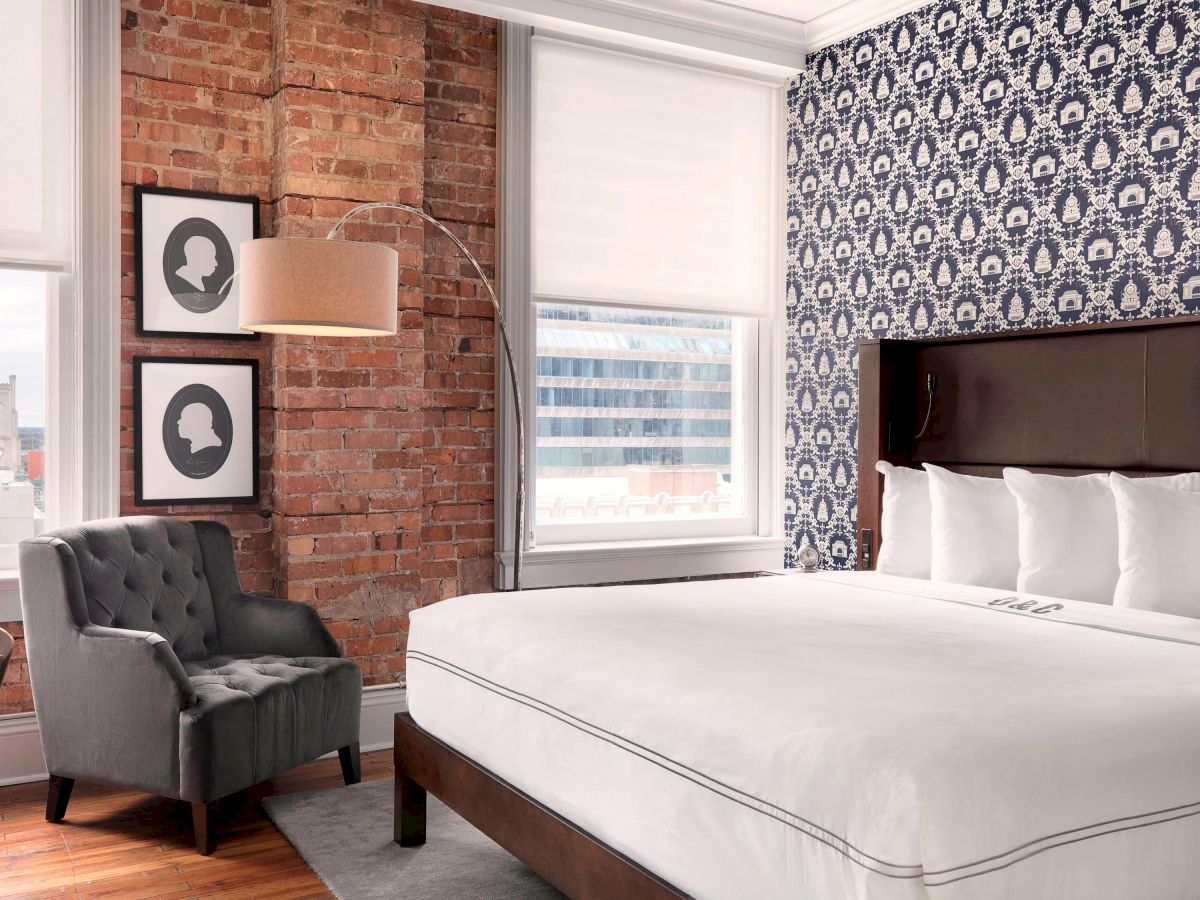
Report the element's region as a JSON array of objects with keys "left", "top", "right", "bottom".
[
  {"left": 394, "top": 712, "right": 687, "bottom": 898},
  {"left": 393, "top": 315, "right": 1200, "bottom": 896}
]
